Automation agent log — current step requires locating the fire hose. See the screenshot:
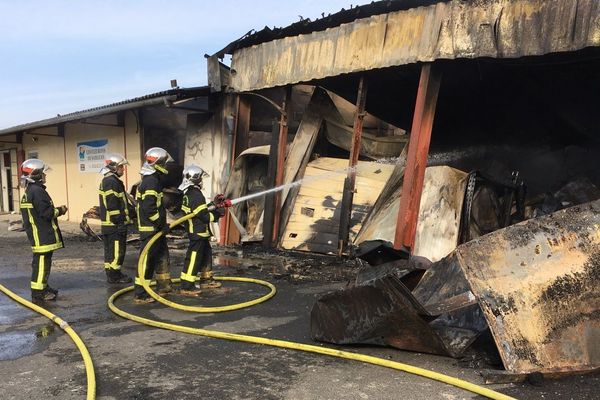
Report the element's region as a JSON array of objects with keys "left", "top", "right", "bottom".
[
  {"left": 0, "top": 196, "right": 516, "bottom": 399},
  {"left": 0, "top": 283, "right": 96, "bottom": 400},
  {"left": 108, "top": 206, "right": 517, "bottom": 400}
]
